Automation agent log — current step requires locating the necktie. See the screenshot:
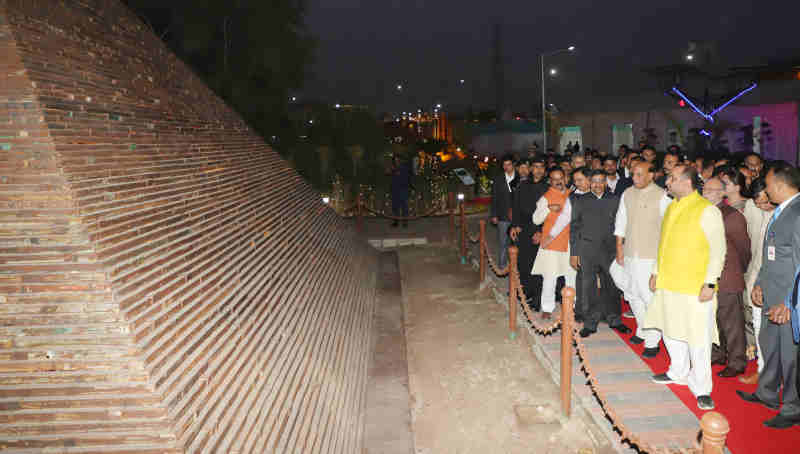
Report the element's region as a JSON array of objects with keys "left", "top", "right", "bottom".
[{"left": 766, "top": 205, "right": 783, "bottom": 234}]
